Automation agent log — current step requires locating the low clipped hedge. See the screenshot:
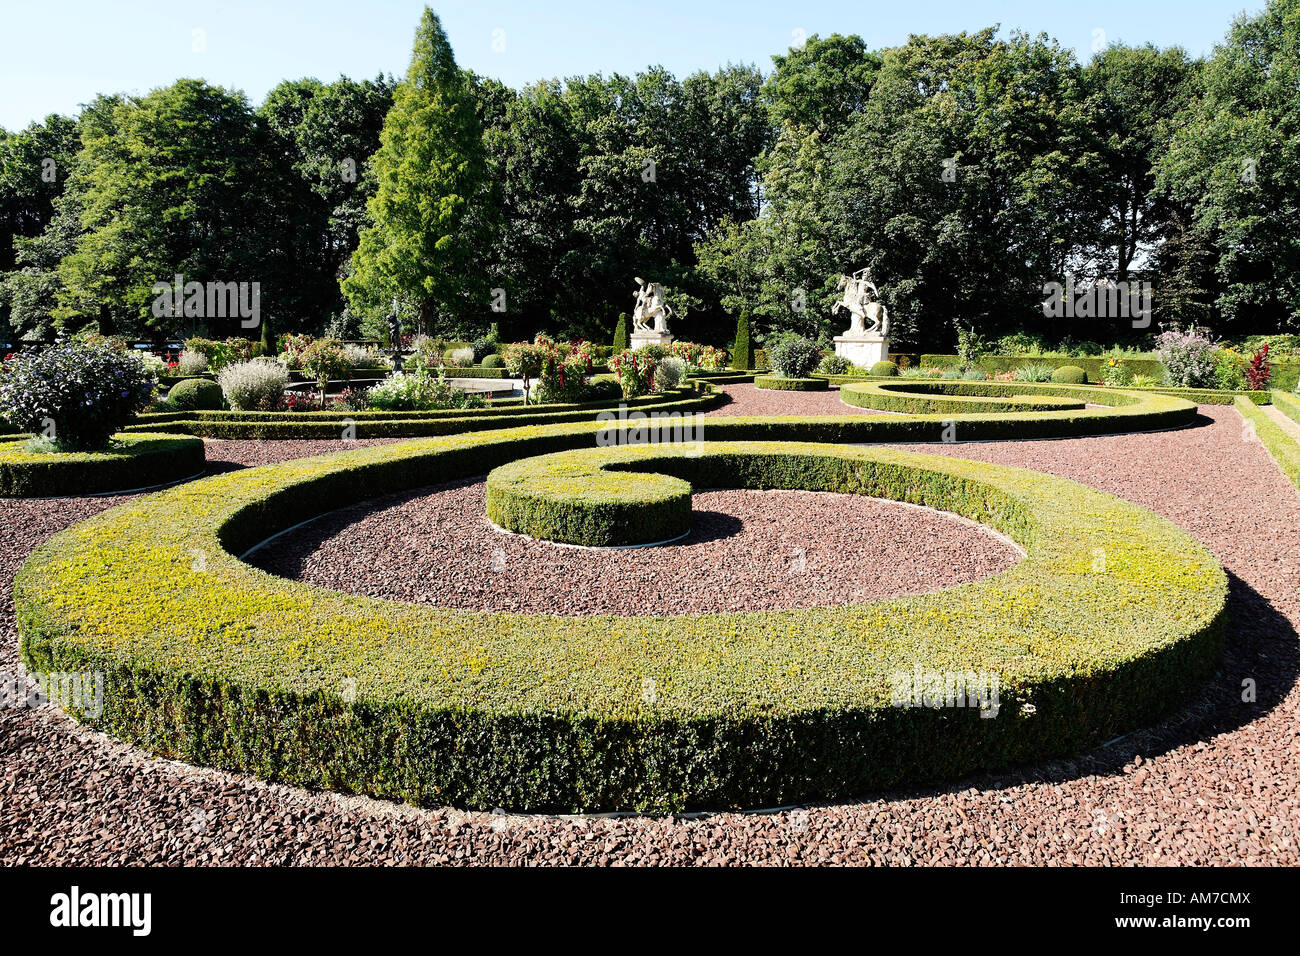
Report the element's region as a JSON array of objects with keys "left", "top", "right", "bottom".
[
  {"left": 0, "top": 432, "right": 205, "bottom": 497},
  {"left": 753, "top": 375, "right": 828, "bottom": 391},
  {"left": 840, "top": 380, "right": 1087, "bottom": 415},
  {"left": 125, "top": 386, "right": 721, "bottom": 440},
  {"left": 1238, "top": 397, "right": 1300, "bottom": 494},
  {"left": 488, "top": 450, "right": 693, "bottom": 546},
  {"left": 17, "top": 429, "right": 1226, "bottom": 812},
  {"left": 1269, "top": 390, "right": 1300, "bottom": 425}
]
